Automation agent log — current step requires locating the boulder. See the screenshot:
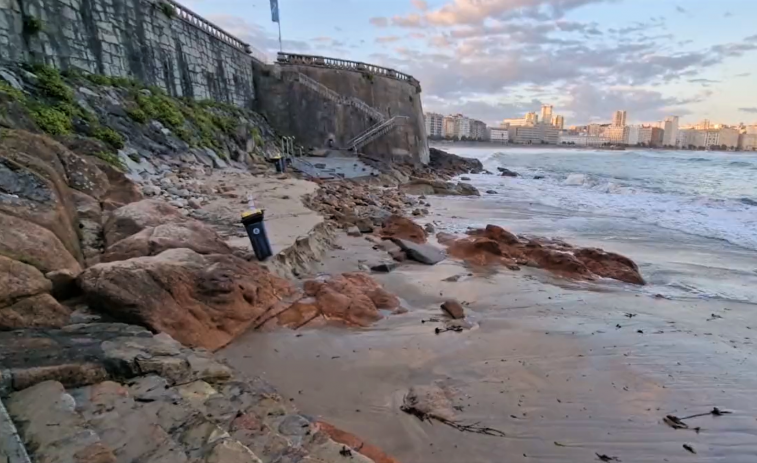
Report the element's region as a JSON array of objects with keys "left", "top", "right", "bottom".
[
  {"left": 72, "top": 190, "right": 104, "bottom": 262},
  {"left": 0, "top": 140, "right": 82, "bottom": 262},
  {"left": 482, "top": 224, "right": 519, "bottom": 245},
  {"left": 0, "top": 211, "right": 82, "bottom": 275},
  {"left": 346, "top": 226, "right": 362, "bottom": 237},
  {"left": 0, "top": 294, "right": 70, "bottom": 330},
  {"left": 370, "top": 262, "right": 399, "bottom": 273},
  {"left": 429, "top": 148, "right": 484, "bottom": 177},
  {"left": 79, "top": 248, "right": 296, "bottom": 350},
  {"left": 390, "top": 238, "right": 446, "bottom": 265},
  {"left": 574, "top": 248, "right": 646, "bottom": 285},
  {"left": 380, "top": 215, "right": 427, "bottom": 244},
  {"left": 0, "top": 255, "right": 53, "bottom": 307},
  {"left": 101, "top": 220, "right": 232, "bottom": 262},
  {"left": 399, "top": 179, "right": 480, "bottom": 196},
  {"left": 498, "top": 167, "right": 519, "bottom": 177},
  {"left": 279, "top": 273, "right": 401, "bottom": 329},
  {"left": 103, "top": 199, "right": 184, "bottom": 247},
  {"left": 440, "top": 300, "right": 465, "bottom": 319}
]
